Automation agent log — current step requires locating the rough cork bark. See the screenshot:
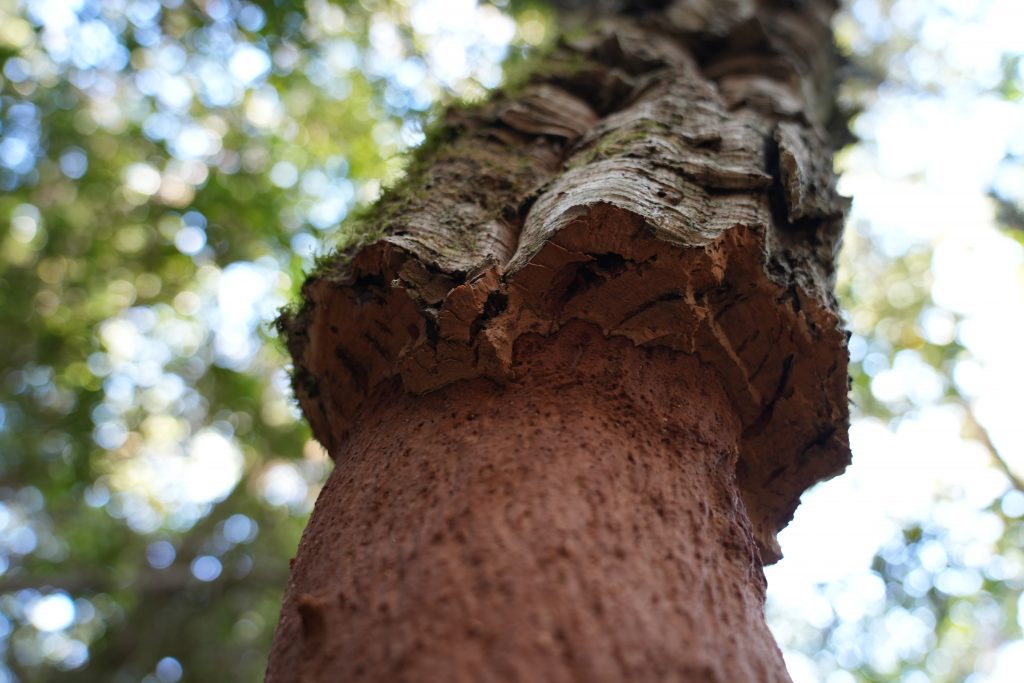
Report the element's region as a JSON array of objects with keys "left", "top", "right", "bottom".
[{"left": 268, "top": 0, "right": 851, "bottom": 680}]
